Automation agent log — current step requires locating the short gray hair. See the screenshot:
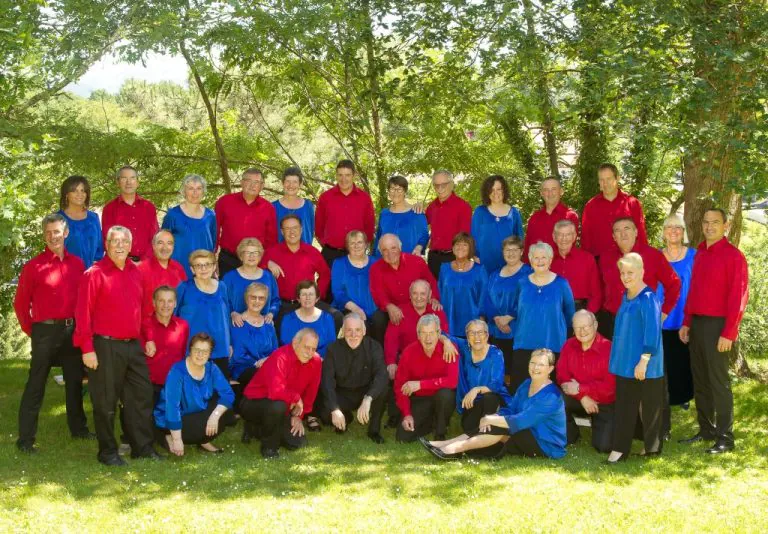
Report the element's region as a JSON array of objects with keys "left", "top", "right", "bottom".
[
  {"left": 409, "top": 279, "right": 431, "bottom": 295},
  {"left": 572, "top": 309, "right": 597, "bottom": 327},
  {"left": 106, "top": 225, "right": 132, "bottom": 243},
  {"left": 528, "top": 241, "right": 554, "bottom": 262},
  {"left": 152, "top": 229, "right": 174, "bottom": 245},
  {"left": 378, "top": 233, "right": 402, "bottom": 253},
  {"left": 293, "top": 327, "right": 319, "bottom": 345},
  {"left": 553, "top": 219, "right": 577, "bottom": 234},
  {"left": 417, "top": 314, "right": 442, "bottom": 334},
  {"left": 465, "top": 318, "right": 489, "bottom": 336},
  {"left": 180, "top": 174, "right": 207, "bottom": 196},
  {"left": 343, "top": 313, "right": 366, "bottom": 332},
  {"left": 42, "top": 213, "right": 67, "bottom": 232},
  {"left": 432, "top": 169, "right": 454, "bottom": 181},
  {"left": 531, "top": 348, "right": 556, "bottom": 366}
]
